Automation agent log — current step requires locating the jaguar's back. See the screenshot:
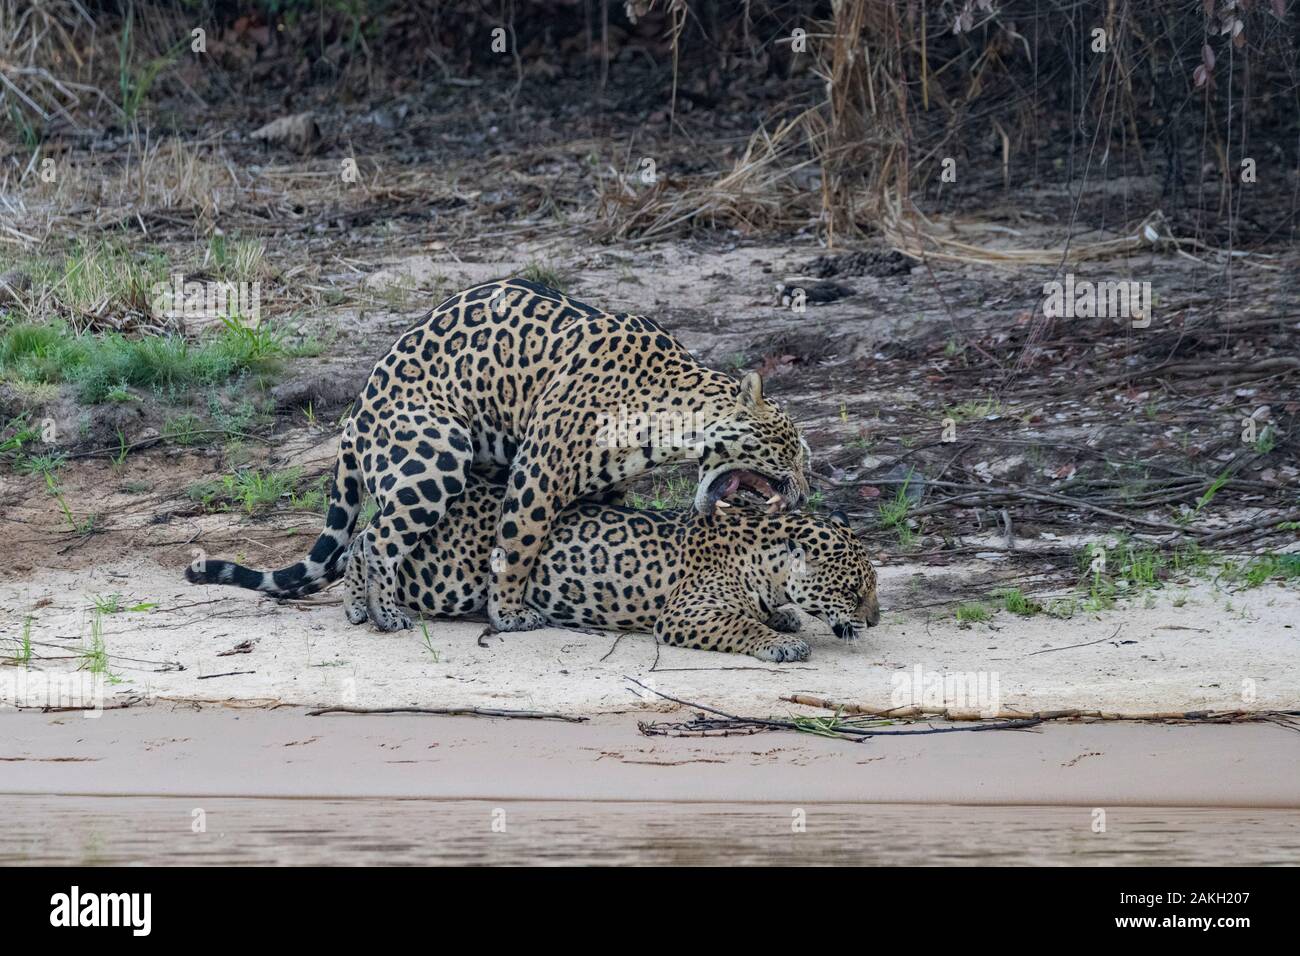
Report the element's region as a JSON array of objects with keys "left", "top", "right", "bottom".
[{"left": 364, "top": 278, "right": 609, "bottom": 450}]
